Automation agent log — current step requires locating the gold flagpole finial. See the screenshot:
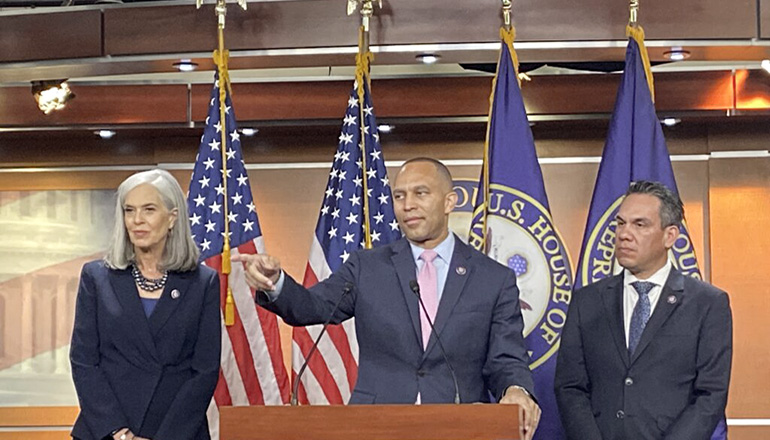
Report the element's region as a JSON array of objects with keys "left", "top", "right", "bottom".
[
  {"left": 347, "top": 0, "right": 382, "bottom": 33},
  {"left": 196, "top": 0, "right": 248, "bottom": 29},
  {"left": 629, "top": 0, "right": 639, "bottom": 26},
  {"left": 501, "top": 0, "right": 512, "bottom": 30}
]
